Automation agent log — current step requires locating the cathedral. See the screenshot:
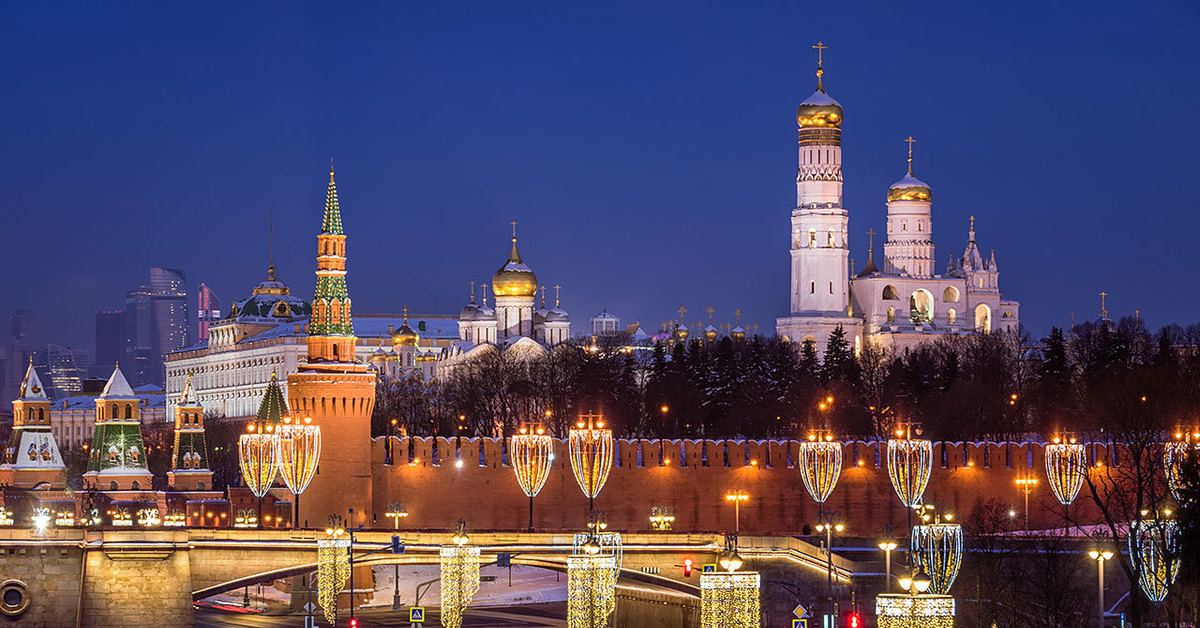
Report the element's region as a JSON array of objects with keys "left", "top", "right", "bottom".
[{"left": 776, "top": 46, "right": 1019, "bottom": 354}]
